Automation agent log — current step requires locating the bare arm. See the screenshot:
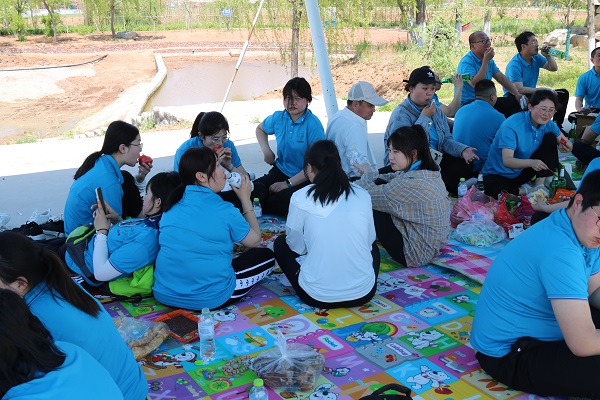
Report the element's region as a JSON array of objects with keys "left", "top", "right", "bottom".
[
  {"left": 469, "top": 47, "right": 494, "bottom": 88},
  {"left": 541, "top": 51, "right": 558, "bottom": 72},
  {"left": 439, "top": 74, "right": 463, "bottom": 117},
  {"left": 552, "top": 298, "right": 600, "bottom": 356},
  {"left": 581, "top": 126, "right": 599, "bottom": 146},
  {"left": 255, "top": 123, "right": 275, "bottom": 165},
  {"left": 493, "top": 71, "right": 523, "bottom": 100},
  {"left": 502, "top": 148, "right": 549, "bottom": 171},
  {"left": 232, "top": 175, "right": 262, "bottom": 248},
  {"left": 512, "top": 81, "right": 538, "bottom": 95}
]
